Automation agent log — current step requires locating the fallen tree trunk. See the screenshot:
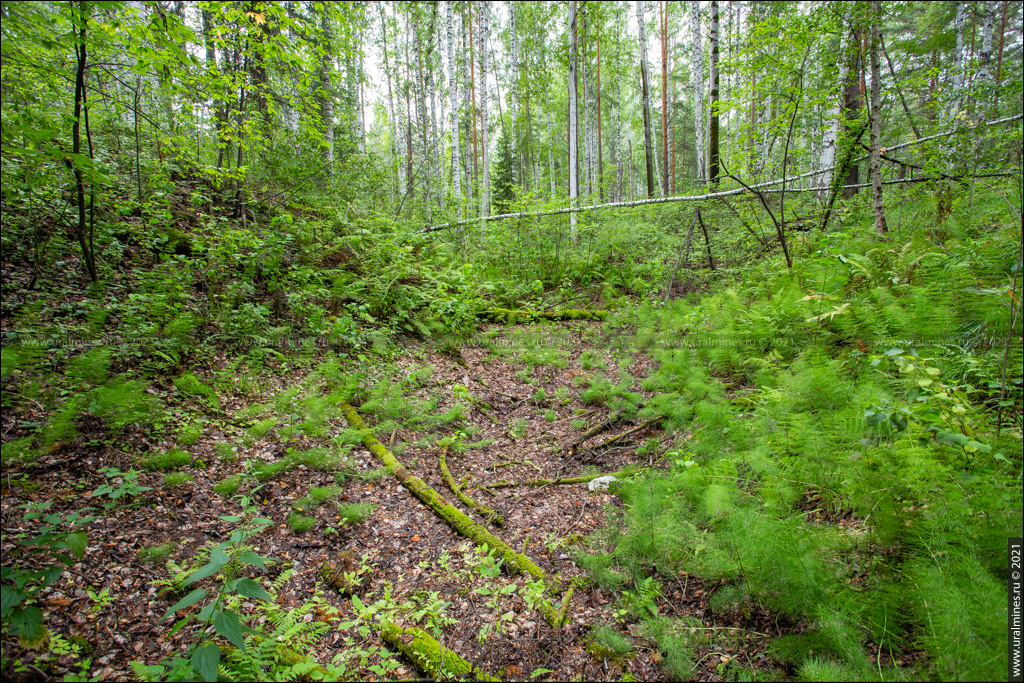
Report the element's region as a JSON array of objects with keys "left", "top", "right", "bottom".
[
  {"left": 589, "top": 416, "right": 663, "bottom": 451},
  {"left": 341, "top": 401, "right": 570, "bottom": 628},
  {"left": 477, "top": 308, "right": 608, "bottom": 323},
  {"left": 379, "top": 622, "right": 500, "bottom": 681},
  {"left": 439, "top": 450, "right": 505, "bottom": 526},
  {"left": 567, "top": 414, "right": 620, "bottom": 455}
]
